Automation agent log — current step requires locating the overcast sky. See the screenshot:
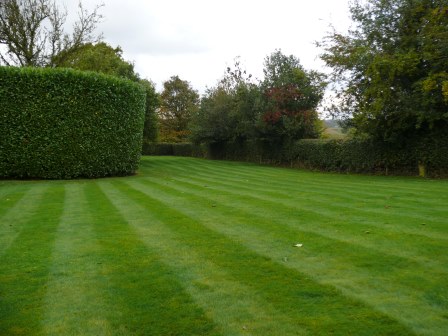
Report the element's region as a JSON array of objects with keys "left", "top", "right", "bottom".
[{"left": 65, "top": 0, "right": 352, "bottom": 94}]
